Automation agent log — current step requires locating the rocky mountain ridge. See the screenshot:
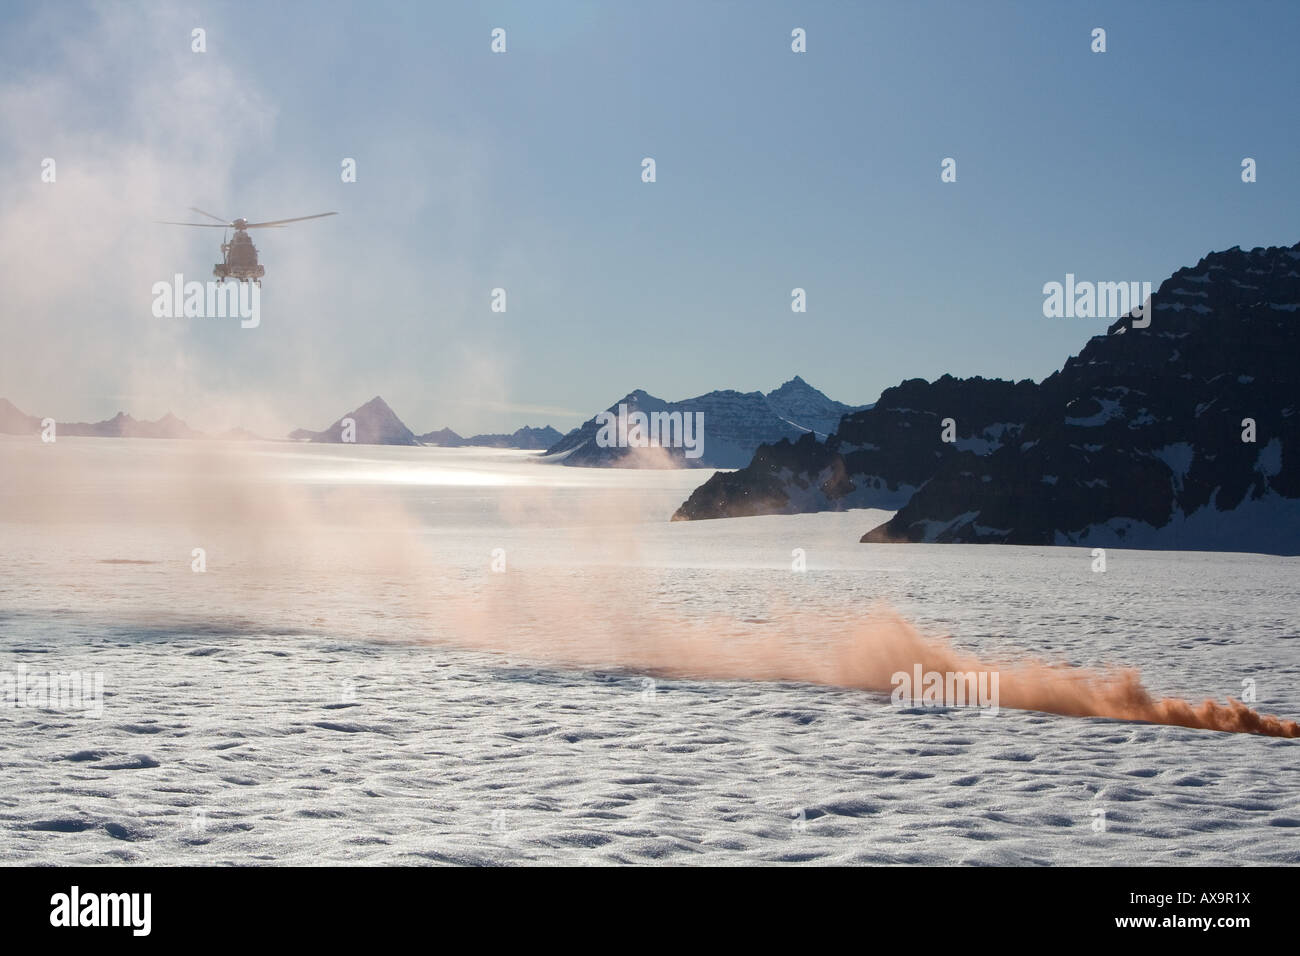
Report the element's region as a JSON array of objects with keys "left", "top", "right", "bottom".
[{"left": 675, "top": 242, "right": 1300, "bottom": 555}]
